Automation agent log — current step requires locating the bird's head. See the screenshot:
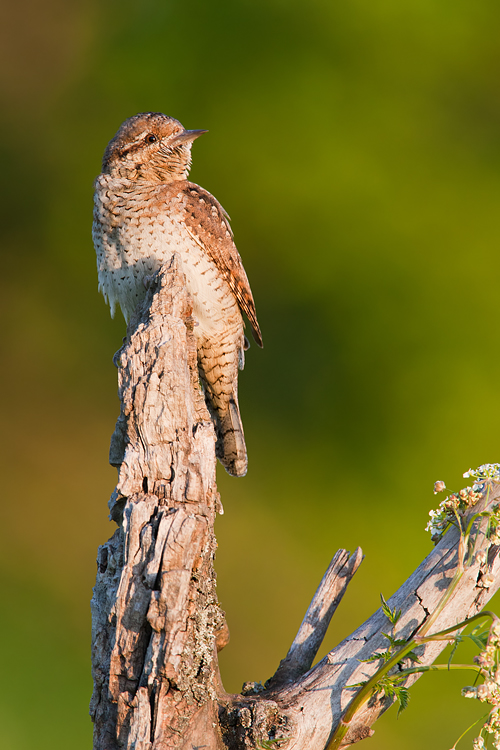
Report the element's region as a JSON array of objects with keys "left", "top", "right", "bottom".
[{"left": 101, "top": 112, "right": 207, "bottom": 183}]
